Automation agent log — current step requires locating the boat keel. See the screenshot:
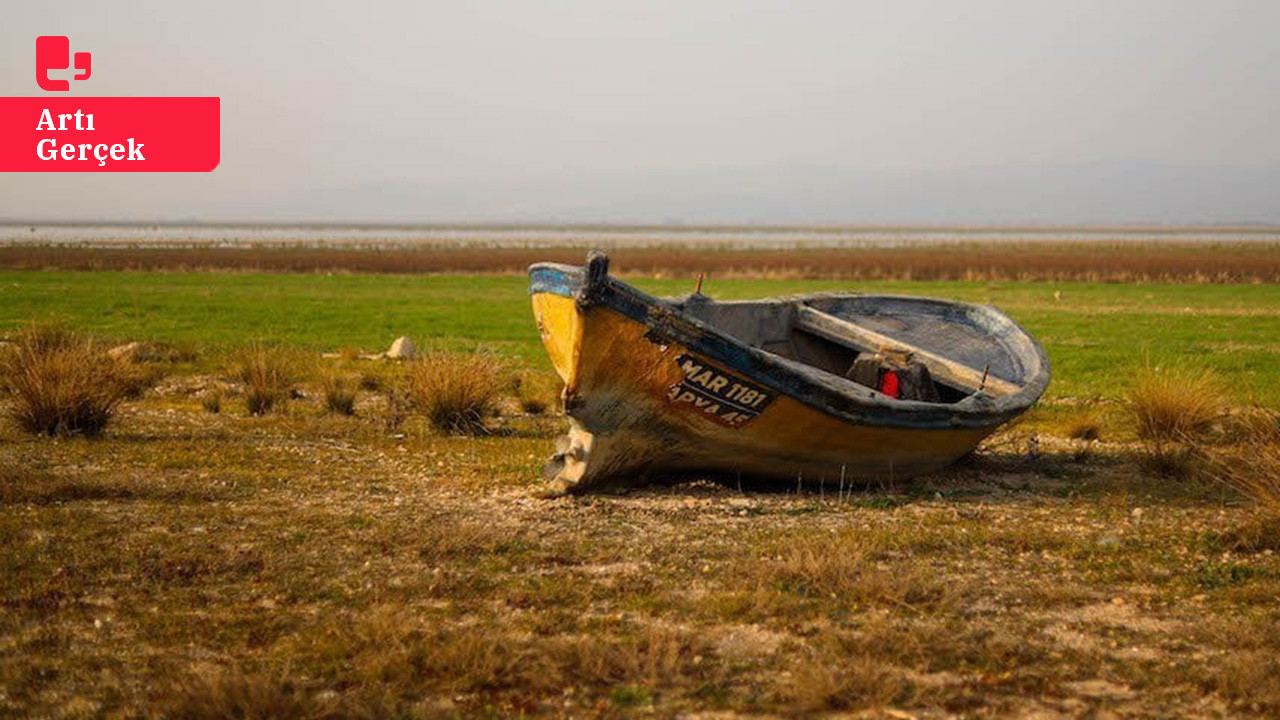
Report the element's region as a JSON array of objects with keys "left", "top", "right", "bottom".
[{"left": 541, "top": 418, "right": 667, "bottom": 495}]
